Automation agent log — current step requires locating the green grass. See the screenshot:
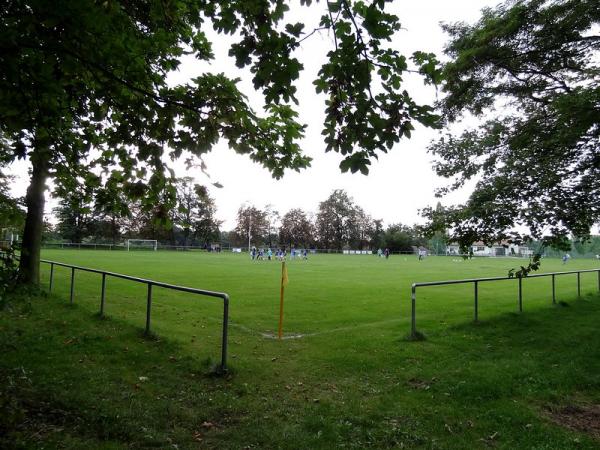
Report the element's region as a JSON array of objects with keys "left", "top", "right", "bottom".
[{"left": 1, "top": 250, "right": 600, "bottom": 448}]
